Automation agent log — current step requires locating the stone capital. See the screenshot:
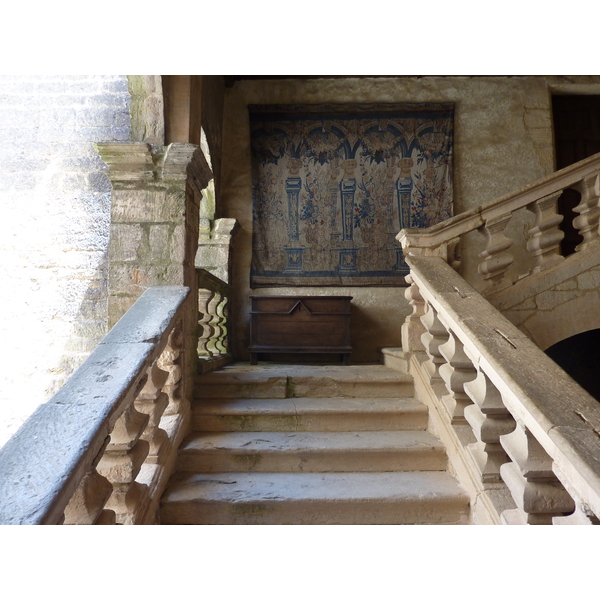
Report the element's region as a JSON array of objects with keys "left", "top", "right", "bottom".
[{"left": 95, "top": 142, "right": 212, "bottom": 187}]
